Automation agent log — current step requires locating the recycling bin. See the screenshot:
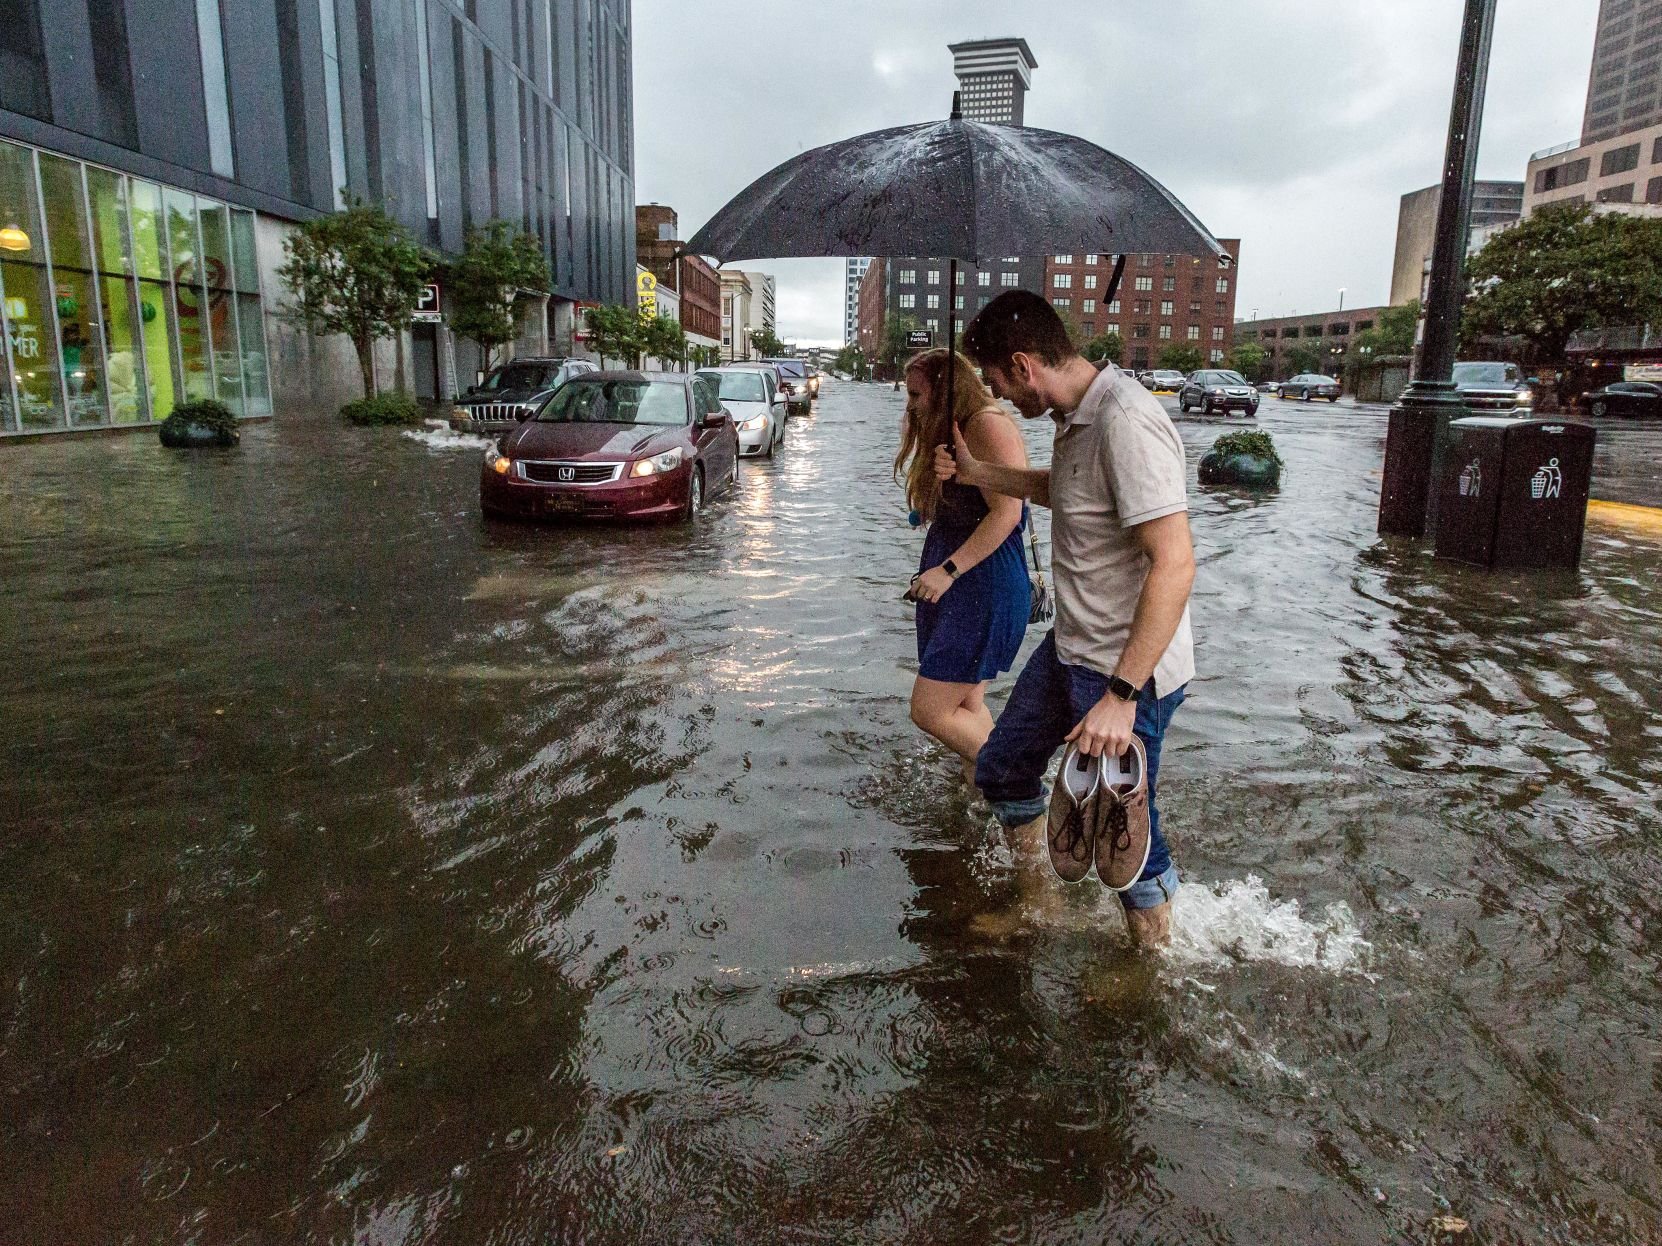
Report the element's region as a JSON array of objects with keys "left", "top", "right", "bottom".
[{"left": 1434, "top": 417, "right": 1596, "bottom": 569}]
